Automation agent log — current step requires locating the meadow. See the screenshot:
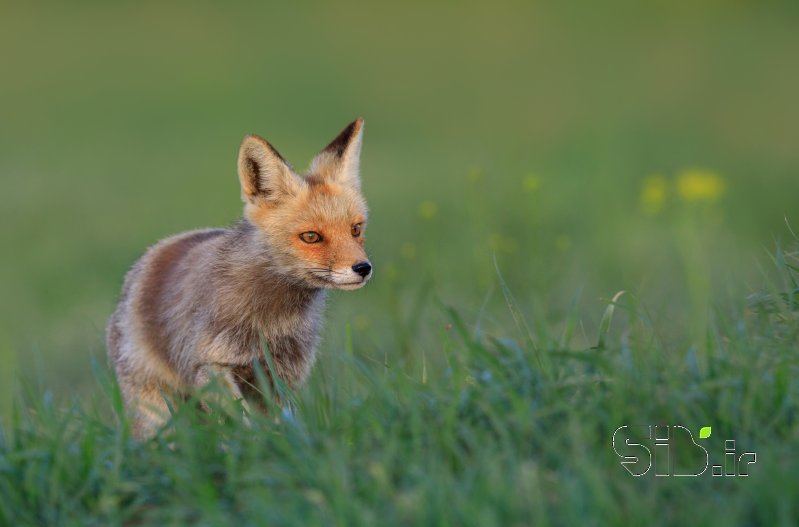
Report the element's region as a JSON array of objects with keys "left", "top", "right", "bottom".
[{"left": 1, "top": 2, "right": 799, "bottom": 524}]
